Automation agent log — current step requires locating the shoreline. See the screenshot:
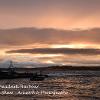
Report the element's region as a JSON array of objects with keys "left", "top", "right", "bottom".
[{"left": 0, "top": 65, "right": 100, "bottom": 71}]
